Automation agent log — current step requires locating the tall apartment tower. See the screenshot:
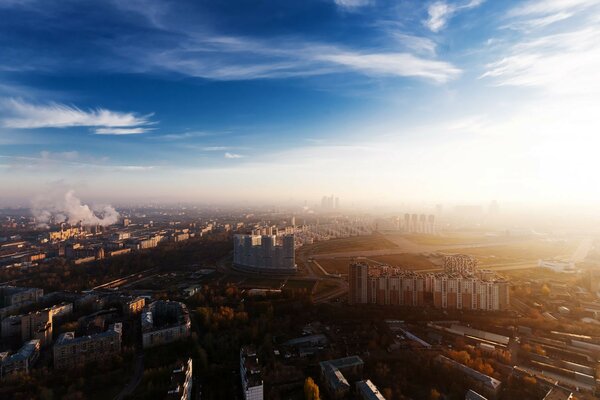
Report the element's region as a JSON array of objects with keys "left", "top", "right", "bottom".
[
  {"left": 427, "top": 214, "right": 435, "bottom": 234},
  {"left": 348, "top": 262, "right": 369, "bottom": 305},
  {"left": 411, "top": 214, "right": 418, "bottom": 233},
  {"left": 404, "top": 214, "right": 410, "bottom": 232}
]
